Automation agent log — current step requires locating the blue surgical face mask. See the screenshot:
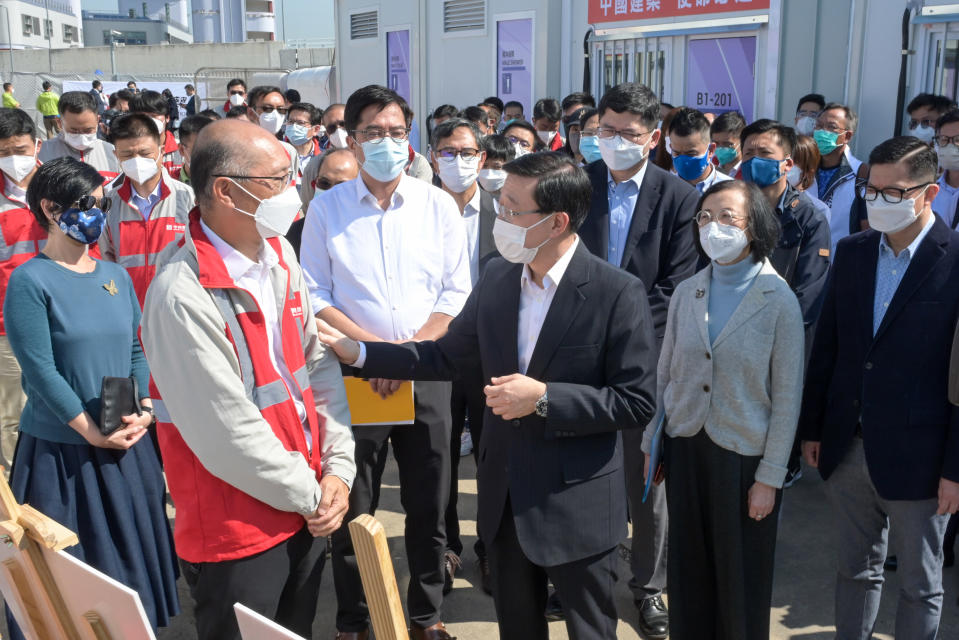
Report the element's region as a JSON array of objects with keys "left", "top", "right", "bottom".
[
  {"left": 58, "top": 206, "right": 105, "bottom": 244},
  {"left": 360, "top": 137, "right": 408, "bottom": 182},
  {"left": 578, "top": 136, "right": 602, "bottom": 164},
  {"left": 285, "top": 123, "right": 312, "bottom": 146},
  {"left": 672, "top": 151, "right": 711, "bottom": 182},
  {"left": 742, "top": 156, "right": 786, "bottom": 187}
]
